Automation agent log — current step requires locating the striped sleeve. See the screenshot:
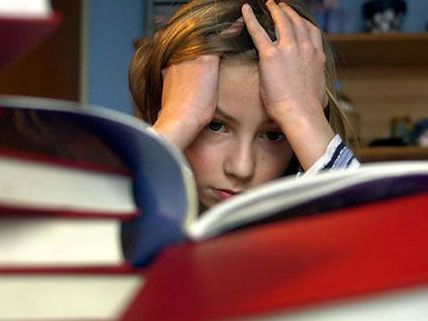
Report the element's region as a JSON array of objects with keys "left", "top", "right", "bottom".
[{"left": 300, "top": 134, "right": 360, "bottom": 176}]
